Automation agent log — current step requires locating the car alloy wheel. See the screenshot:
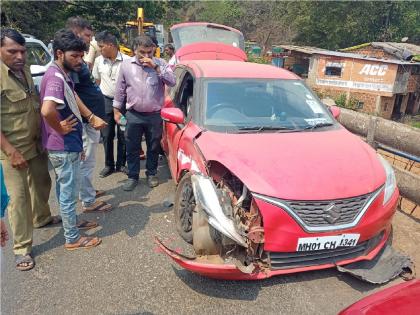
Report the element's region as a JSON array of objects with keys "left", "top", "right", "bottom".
[{"left": 174, "top": 173, "right": 195, "bottom": 243}]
